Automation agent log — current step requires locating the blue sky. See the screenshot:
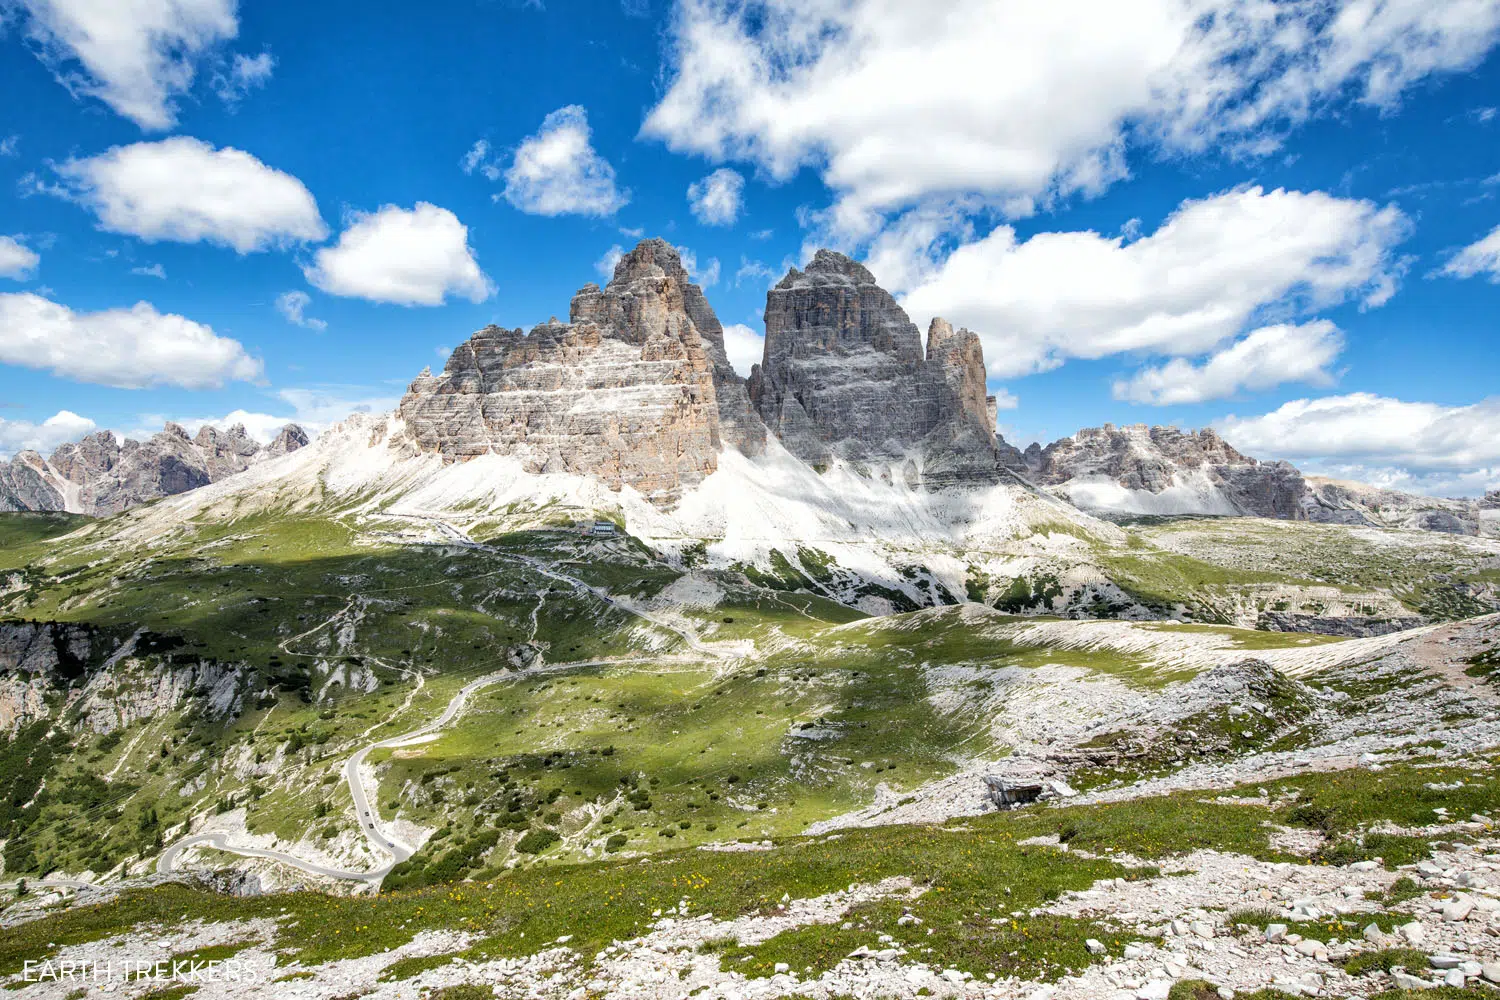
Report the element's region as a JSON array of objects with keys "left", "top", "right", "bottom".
[{"left": 1, "top": 0, "right": 1499, "bottom": 494}]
